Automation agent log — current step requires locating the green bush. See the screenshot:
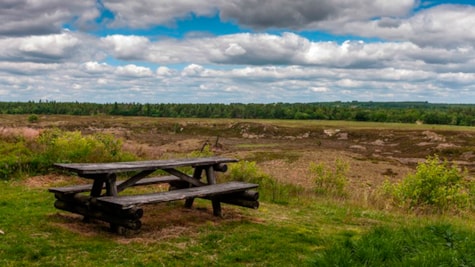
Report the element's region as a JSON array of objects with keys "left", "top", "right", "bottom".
[
  {"left": 387, "top": 155, "right": 472, "bottom": 213},
  {"left": 224, "top": 160, "right": 302, "bottom": 204},
  {"left": 0, "top": 129, "right": 136, "bottom": 179},
  {"left": 27, "top": 114, "right": 39, "bottom": 123},
  {"left": 0, "top": 140, "right": 33, "bottom": 179},
  {"left": 309, "top": 159, "right": 348, "bottom": 197},
  {"left": 34, "top": 129, "right": 136, "bottom": 167}
]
